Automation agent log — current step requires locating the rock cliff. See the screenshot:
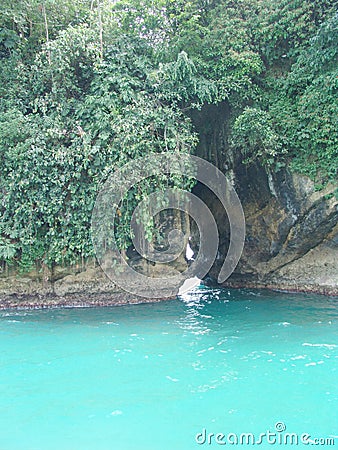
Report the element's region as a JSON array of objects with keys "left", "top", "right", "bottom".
[{"left": 190, "top": 103, "right": 338, "bottom": 295}]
